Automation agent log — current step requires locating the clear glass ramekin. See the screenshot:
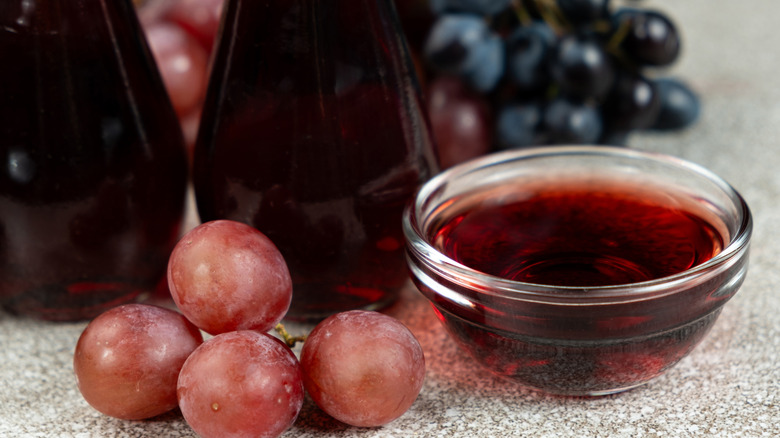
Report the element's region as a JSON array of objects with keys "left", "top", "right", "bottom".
[{"left": 403, "top": 146, "right": 752, "bottom": 396}]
